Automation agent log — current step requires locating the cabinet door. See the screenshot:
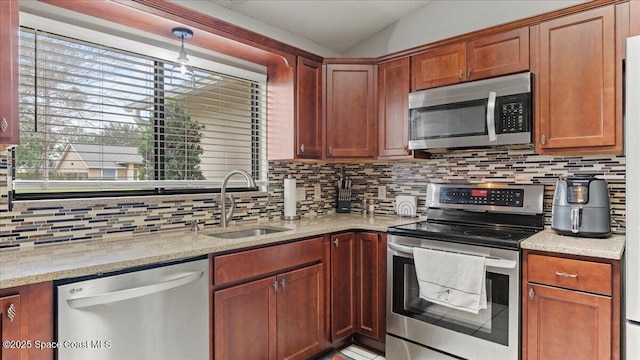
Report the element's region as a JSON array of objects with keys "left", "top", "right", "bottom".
[
  {"left": 466, "top": 27, "right": 529, "bottom": 81},
  {"left": 378, "top": 58, "right": 411, "bottom": 158},
  {"left": 296, "top": 57, "right": 322, "bottom": 159},
  {"left": 355, "top": 232, "right": 386, "bottom": 342},
  {"left": 526, "top": 284, "right": 611, "bottom": 360},
  {"left": 536, "top": 6, "right": 619, "bottom": 153},
  {"left": 325, "top": 64, "right": 376, "bottom": 158},
  {"left": 0, "top": 294, "right": 21, "bottom": 360},
  {"left": 330, "top": 232, "right": 356, "bottom": 340},
  {"left": 214, "top": 277, "right": 277, "bottom": 360},
  {"left": 411, "top": 42, "right": 466, "bottom": 91},
  {"left": 632, "top": 0, "right": 640, "bottom": 36},
  {"left": 277, "top": 263, "right": 326, "bottom": 360},
  {"left": 0, "top": 0, "right": 19, "bottom": 147}
]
